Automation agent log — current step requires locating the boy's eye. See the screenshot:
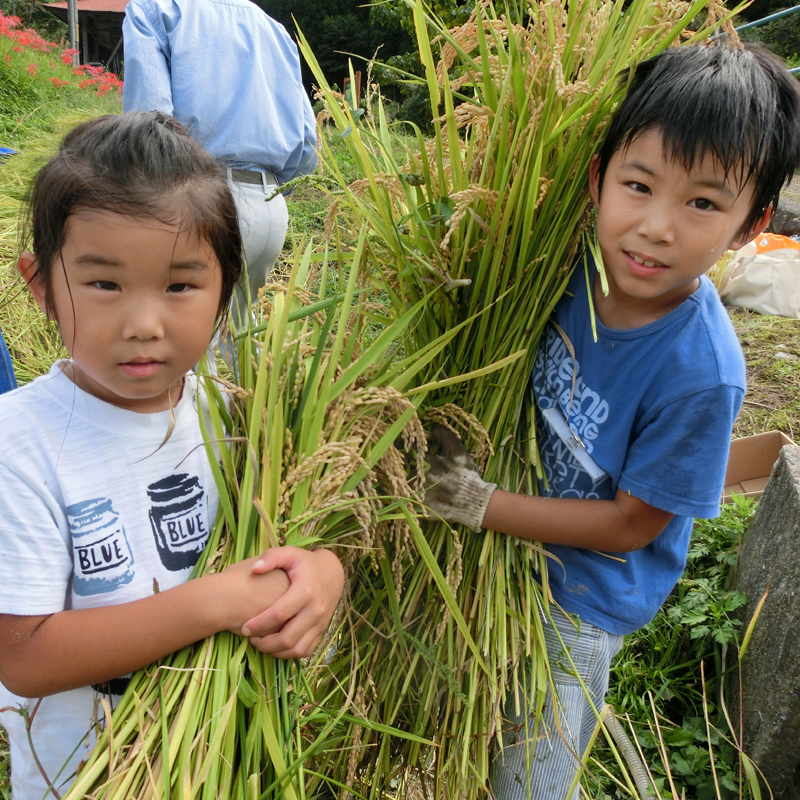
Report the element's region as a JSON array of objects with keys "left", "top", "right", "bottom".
[
  {"left": 167, "top": 283, "right": 192, "bottom": 293},
  {"left": 691, "top": 198, "right": 717, "bottom": 211},
  {"left": 627, "top": 181, "right": 650, "bottom": 194},
  {"left": 92, "top": 280, "right": 119, "bottom": 291}
]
